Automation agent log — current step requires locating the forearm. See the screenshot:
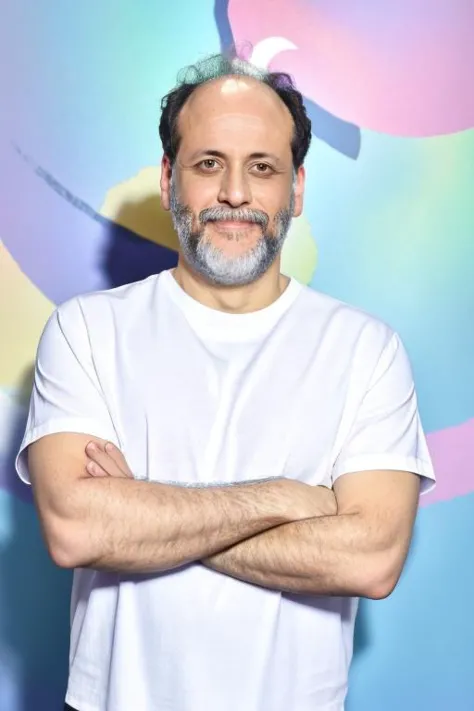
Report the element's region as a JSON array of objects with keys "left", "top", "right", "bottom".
[
  {"left": 54, "top": 477, "right": 290, "bottom": 573},
  {"left": 203, "top": 512, "right": 398, "bottom": 599}
]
